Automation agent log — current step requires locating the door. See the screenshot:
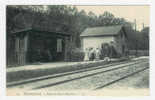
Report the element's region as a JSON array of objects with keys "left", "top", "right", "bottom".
[{"left": 56, "top": 38, "right": 65, "bottom": 61}]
